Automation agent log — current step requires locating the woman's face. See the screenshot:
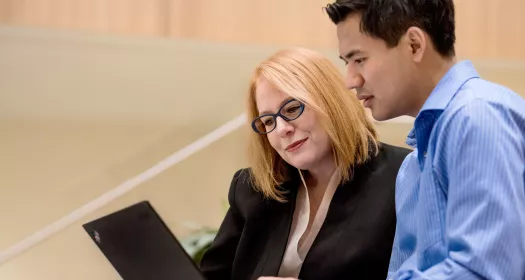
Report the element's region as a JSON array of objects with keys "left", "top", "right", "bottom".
[{"left": 254, "top": 77, "right": 333, "bottom": 171}]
